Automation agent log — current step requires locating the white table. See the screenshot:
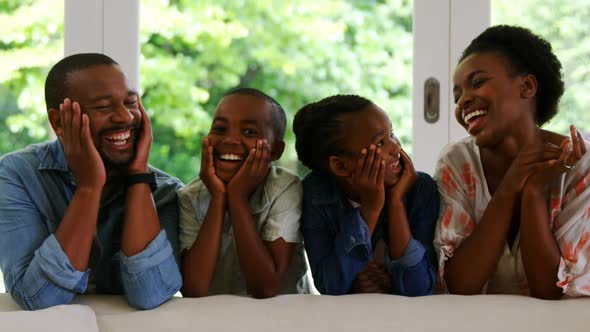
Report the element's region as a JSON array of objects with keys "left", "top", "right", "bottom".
[{"left": 1, "top": 293, "right": 589, "bottom": 332}]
